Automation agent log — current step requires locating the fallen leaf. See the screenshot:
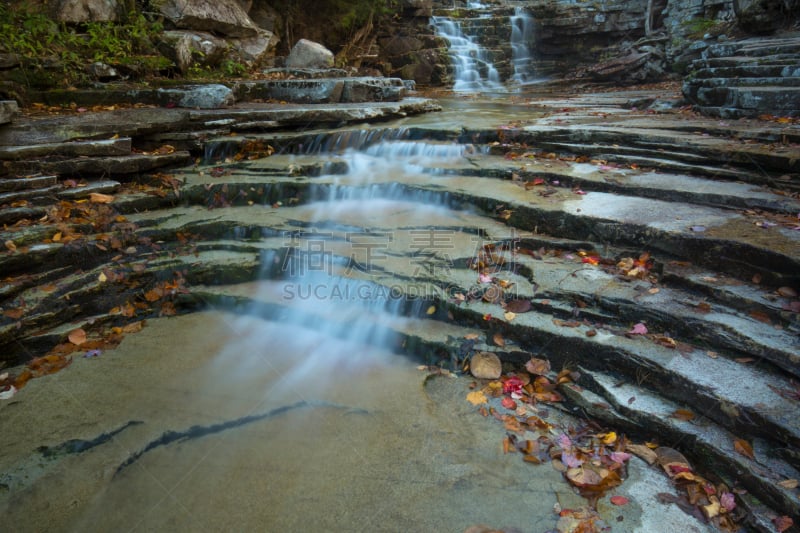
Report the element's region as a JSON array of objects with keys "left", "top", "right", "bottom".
[
  {"left": 626, "top": 444, "right": 657, "bottom": 464},
  {"left": 772, "top": 516, "right": 793, "bottom": 533},
  {"left": 749, "top": 310, "right": 771, "bottom": 323},
  {"left": 504, "top": 311, "right": 516, "bottom": 321},
  {"left": 777, "top": 478, "right": 798, "bottom": 489},
  {"left": 525, "top": 357, "right": 551, "bottom": 376},
  {"left": 5, "top": 240, "right": 17, "bottom": 252},
  {"left": 501, "top": 397, "right": 517, "bottom": 410},
  {"left": 610, "top": 495, "right": 629, "bottom": 506},
  {"left": 68, "top": 328, "right": 87, "bottom": 345},
  {"left": 702, "top": 495, "right": 721, "bottom": 519},
  {"left": 505, "top": 299, "right": 532, "bottom": 313},
  {"left": 426, "top": 305, "right": 436, "bottom": 315},
  {"left": 466, "top": 390, "right": 488, "bottom": 405},
  {"left": 670, "top": 408, "right": 695, "bottom": 421},
  {"left": 601, "top": 432, "right": 617, "bottom": 445},
  {"left": 89, "top": 192, "right": 115, "bottom": 204},
  {"left": 609, "top": 451, "right": 631, "bottom": 464},
  {"left": 720, "top": 492, "right": 736, "bottom": 512},
  {"left": 627, "top": 322, "right": 648, "bottom": 335},
  {"left": 492, "top": 332, "right": 505, "bottom": 347},
  {"left": 733, "top": 438, "right": 755, "bottom": 460}
]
